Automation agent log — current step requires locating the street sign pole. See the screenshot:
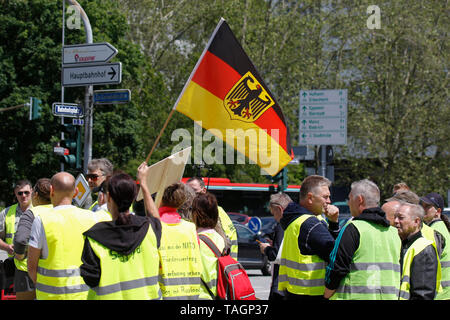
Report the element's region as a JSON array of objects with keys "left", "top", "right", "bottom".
[{"left": 320, "top": 145, "right": 326, "bottom": 177}]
